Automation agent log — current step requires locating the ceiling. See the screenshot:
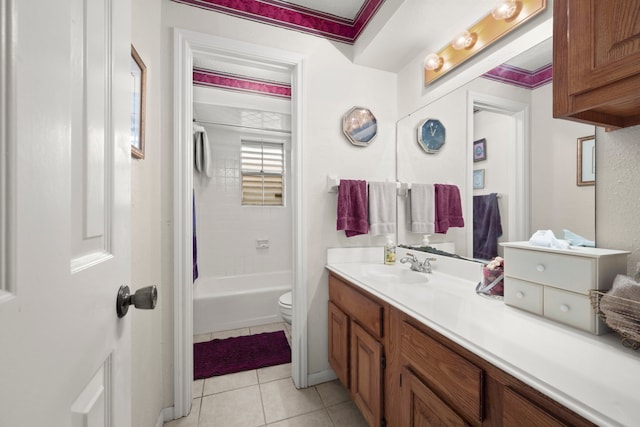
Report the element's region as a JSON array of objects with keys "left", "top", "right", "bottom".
[
  {"left": 280, "top": 0, "right": 367, "bottom": 20},
  {"left": 177, "top": 0, "right": 551, "bottom": 74}
]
